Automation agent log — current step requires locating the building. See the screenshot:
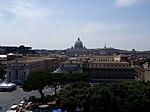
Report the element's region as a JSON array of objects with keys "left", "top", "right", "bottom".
[
  {"left": 74, "top": 37, "right": 84, "bottom": 49},
  {"left": 0, "top": 45, "right": 35, "bottom": 55},
  {"left": 66, "top": 37, "right": 89, "bottom": 57},
  {"left": 83, "top": 60, "right": 135, "bottom": 83},
  {"left": 100, "top": 47, "right": 119, "bottom": 55},
  {"left": 7, "top": 57, "right": 59, "bottom": 84},
  {"left": 135, "top": 62, "right": 150, "bottom": 82},
  {"left": 60, "top": 58, "right": 83, "bottom": 74},
  {"left": 60, "top": 55, "right": 136, "bottom": 82},
  {"left": 77, "top": 55, "right": 121, "bottom": 62}
]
